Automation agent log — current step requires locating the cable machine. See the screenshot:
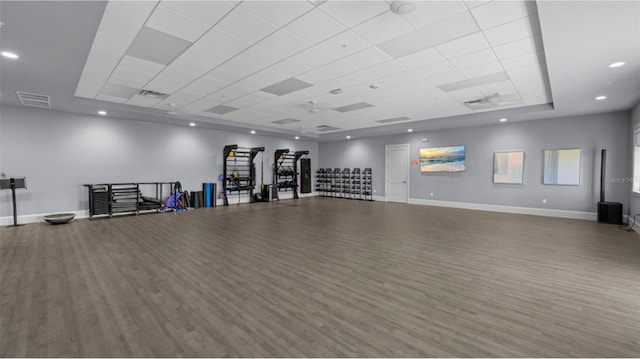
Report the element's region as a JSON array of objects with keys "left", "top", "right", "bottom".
[
  {"left": 222, "top": 144, "right": 264, "bottom": 206},
  {"left": 273, "top": 149, "right": 309, "bottom": 200}
]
